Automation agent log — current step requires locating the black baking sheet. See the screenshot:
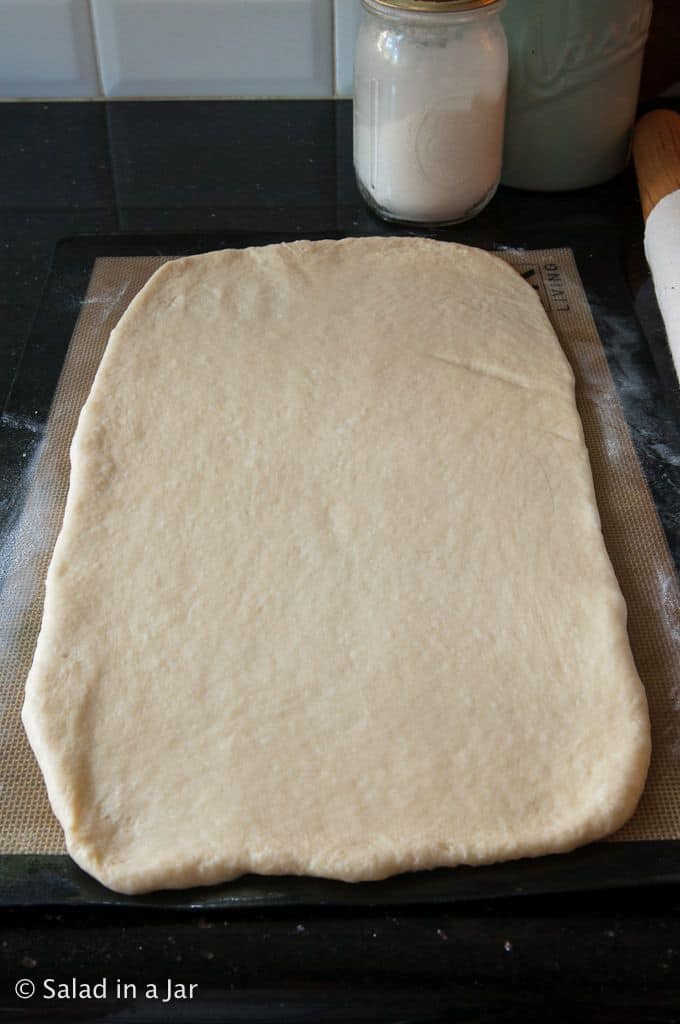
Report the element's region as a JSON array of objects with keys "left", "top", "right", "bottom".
[{"left": 1, "top": 231, "right": 679, "bottom": 909}]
